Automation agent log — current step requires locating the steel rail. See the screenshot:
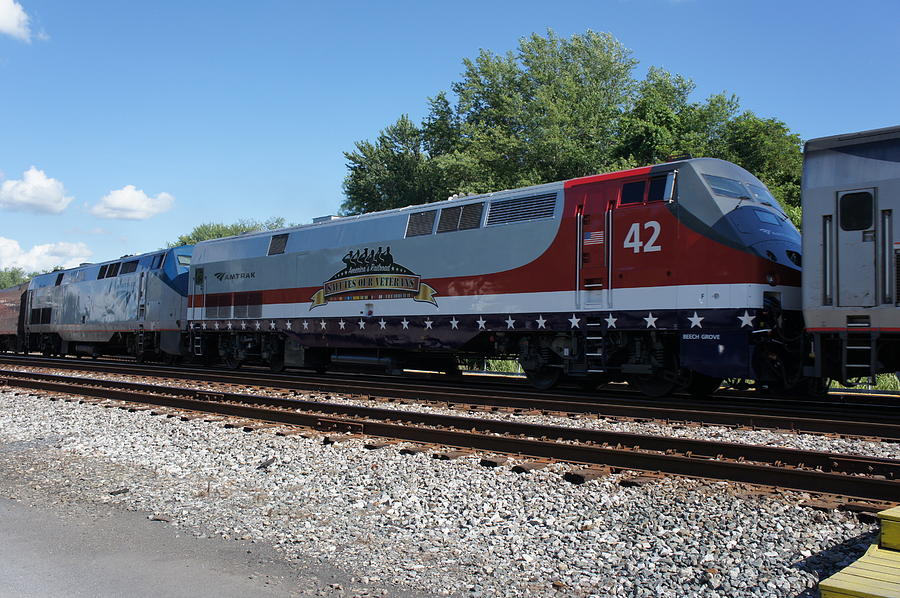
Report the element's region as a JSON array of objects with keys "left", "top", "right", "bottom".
[
  {"left": 3, "top": 372, "right": 900, "bottom": 502},
  {"left": 1, "top": 353, "right": 896, "bottom": 406},
  {"left": 1, "top": 359, "right": 899, "bottom": 441}
]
